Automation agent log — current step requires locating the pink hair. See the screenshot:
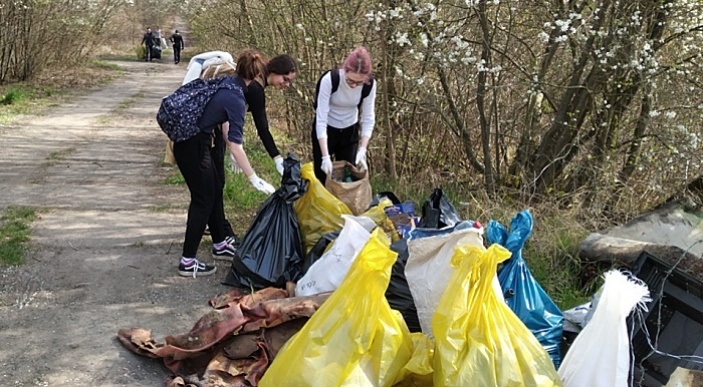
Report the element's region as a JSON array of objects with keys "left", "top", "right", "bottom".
[{"left": 342, "top": 47, "right": 372, "bottom": 75}]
